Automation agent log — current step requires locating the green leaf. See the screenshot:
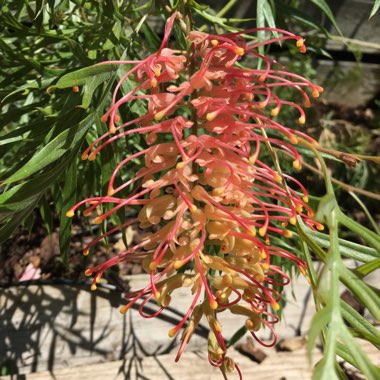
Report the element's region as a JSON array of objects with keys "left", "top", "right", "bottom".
[
  {"left": 81, "top": 73, "right": 113, "bottom": 109},
  {"left": 226, "top": 326, "right": 247, "bottom": 348},
  {"left": 3, "top": 112, "right": 94, "bottom": 184},
  {"left": 39, "top": 195, "right": 53, "bottom": 235},
  {"left": 307, "top": 306, "right": 331, "bottom": 360},
  {"left": 296, "top": 229, "right": 379, "bottom": 263},
  {"left": 274, "top": 1, "right": 330, "bottom": 35},
  {"left": 262, "top": 0, "right": 277, "bottom": 34},
  {"left": 59, "top": 158, "right": 78, "bottom": 264},
  {"left": 51, "top": 64, "right": 119, "bottom": 90},
  {"left": 309, "top": 0, "right": 342, "bottom": 35},
  {"left": 336, "top": 342, "right": 380, "bottom": 379},
  {"left": 339, "top": 265, "right": 380, "bottom": 320},
  {"left": 369, "top": 0, "right": 380, "bottom": 19},
  {"left": 340, "top": 301, "right": 380, "bottom": 348},
  {"left": 355, "top": 258, "right": 380, "bottom": 278},
  {"left": 0, "top": 204, "right": 37, "bottom": 244},
  {"left": 189, "top": 0, "right": 209, "bottom": 11}
]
